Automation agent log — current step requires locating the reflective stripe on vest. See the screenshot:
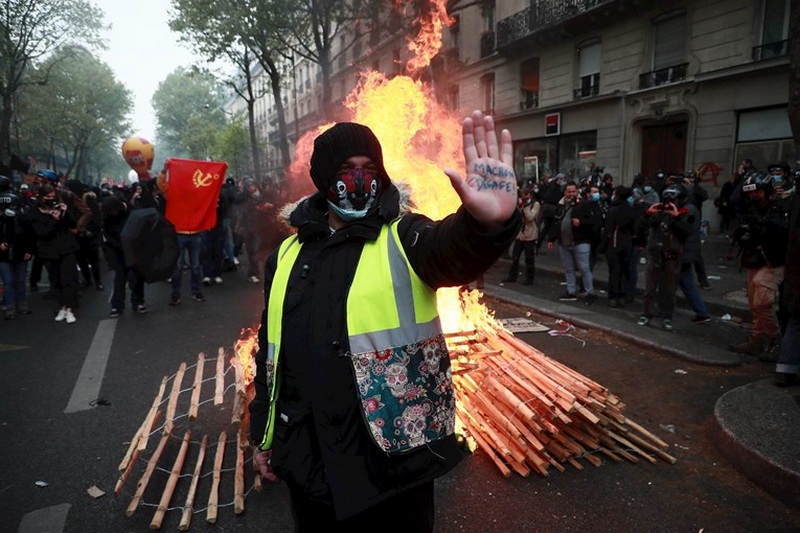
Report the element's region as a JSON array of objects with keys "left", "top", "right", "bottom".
[
  {"left": 258, "top": 234, "right": 300, "bottom": 449},
  {"left": 347, "top": 220, "right": 440, "bottom": 354}
]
